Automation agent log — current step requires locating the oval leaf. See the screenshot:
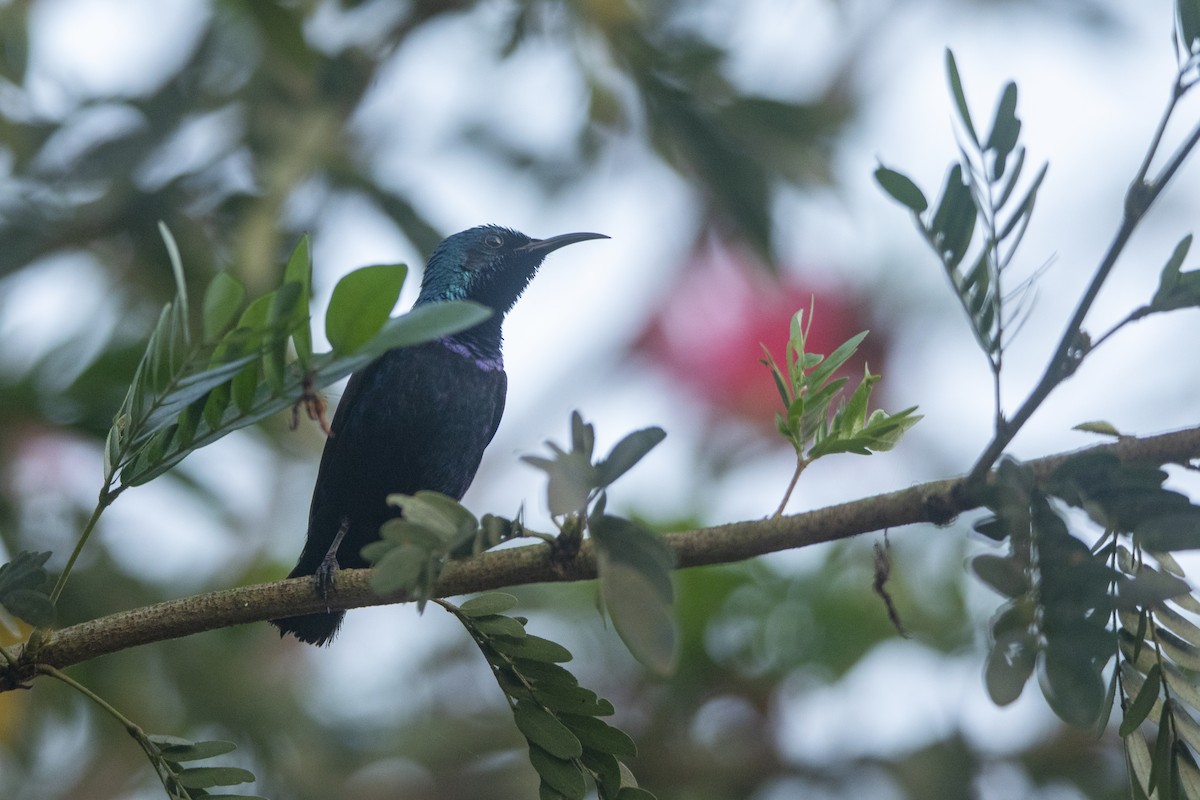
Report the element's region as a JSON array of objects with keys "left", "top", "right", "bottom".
[
  {"left": 528, "top": 744, "right": 586, "bottom": 800},
  {"left": 202, "top": 273, "right": 246, "bottom": 344},
  {"left": 514, "top": 701, "right": 583, "bottom": 759},
  {"left": 599, "top": 556, "right": 678, "bottom": 676},
  {"left": 156, "top": 739, "right": 238, "bottom": 763},
  {"left": 325, "top": 263, "right": 408, "bottom": 354},
  {"left": 175, "top": 766, "right": 255, "bottom": 789},
  {"left": 984, "top": 630, "right": 1036, "bottom": 706},
  {"left": 596, "top": 427, "right": 666, "bottom": 487},
  {"left": 971, "top": 554, "right": 1028, "bottom": 598},
  {"left": 874, "top": 166, "right": 928, "bottom": 213},
  {"left": 460, "top": 593, "right": 520, "bottom": 617},
  {"left": 1120, "top": 664, "right": 1162, "bottom": 737}
]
